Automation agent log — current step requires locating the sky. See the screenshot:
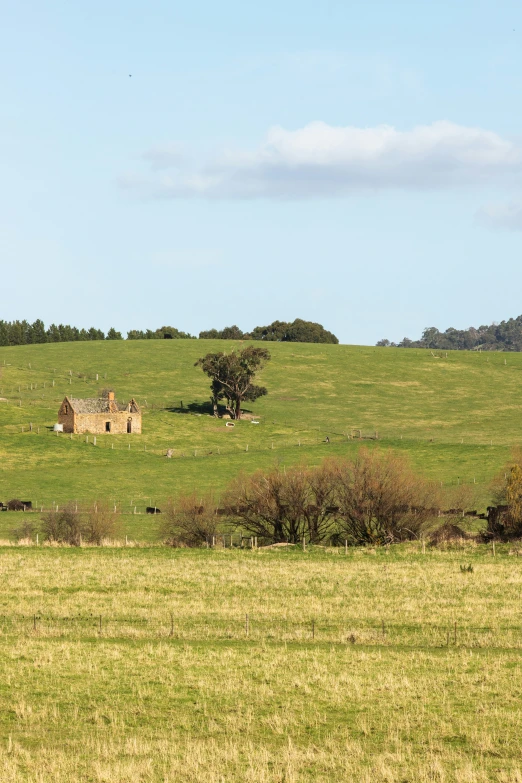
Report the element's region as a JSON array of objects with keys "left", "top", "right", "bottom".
[{"left": 1, "top": 0, "right": 522, "bottom": 345}]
